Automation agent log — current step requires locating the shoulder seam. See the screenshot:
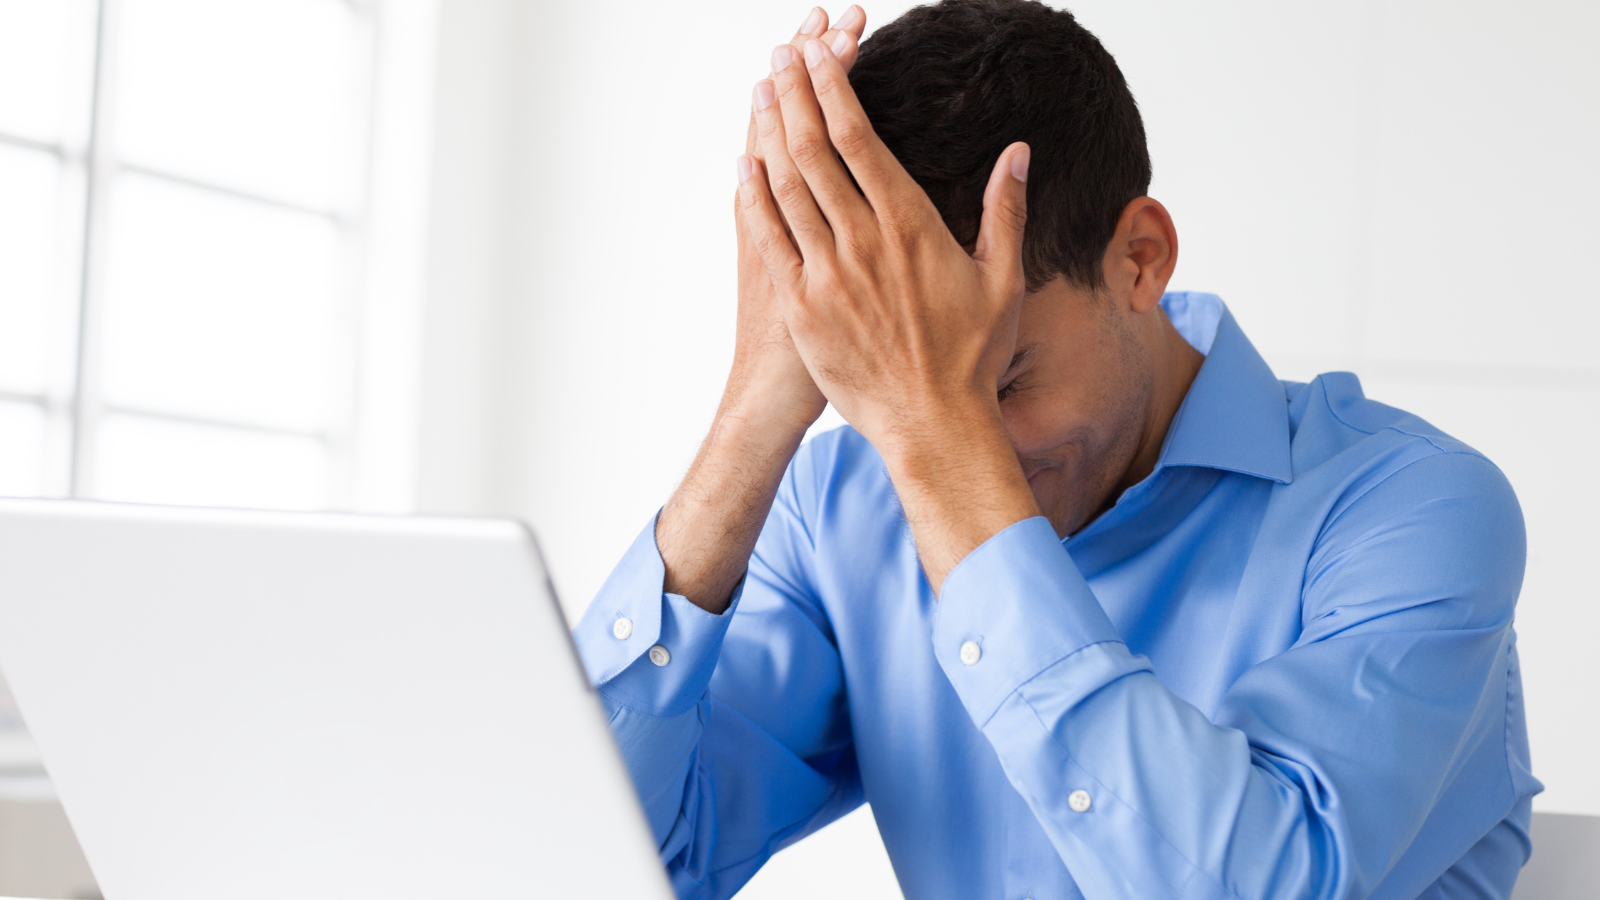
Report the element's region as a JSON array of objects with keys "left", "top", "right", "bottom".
[{"left": 1317, "top": 376, "right": 1461, "bottom": 456}]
